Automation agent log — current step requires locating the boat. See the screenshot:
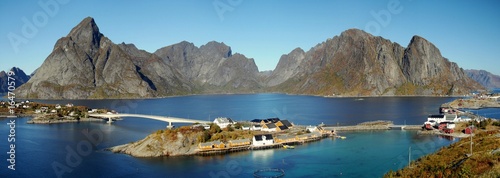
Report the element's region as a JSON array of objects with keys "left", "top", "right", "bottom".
[
  {"left": 335, "top": 136, "right": 347, "bottom": 139},
  {"left": 283, "top": 145, "right": 295, "bottom": 149}
]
